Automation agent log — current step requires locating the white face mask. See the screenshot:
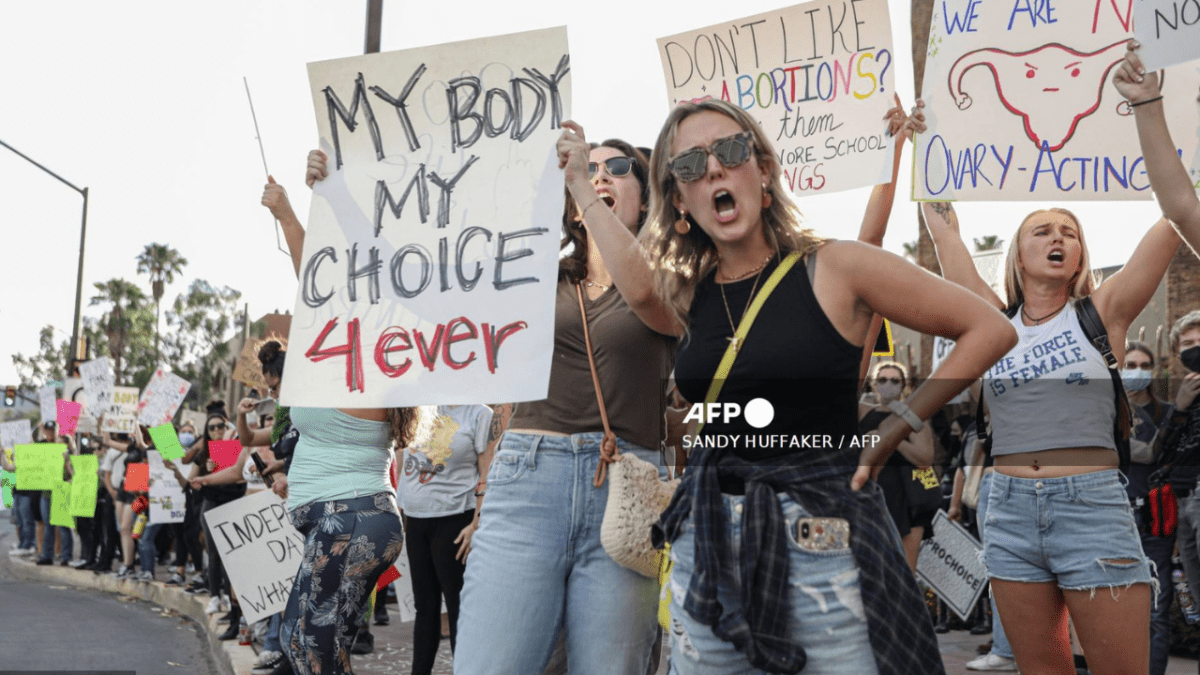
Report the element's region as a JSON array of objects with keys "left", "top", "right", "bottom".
[
  {"left": 876, "top": 381, "right": 903, "bottom": 403},
  {"left": 1121, "top": 368, "right": 1152, "bottom": 393}
]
